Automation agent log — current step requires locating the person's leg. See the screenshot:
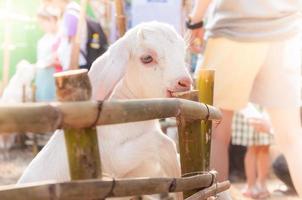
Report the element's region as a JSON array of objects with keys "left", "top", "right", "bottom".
[
  {"left": 256, "top": 146, "right": 270, "bottom": 195},
  {"left": 210, "top": 109, "right": 233, "bottom": 181},
  {"left": 267, "top": 107, "right": 302, "bottom": 196},
  {"left": 244, "top": 146, "right": 257, "bottom": 189}
]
